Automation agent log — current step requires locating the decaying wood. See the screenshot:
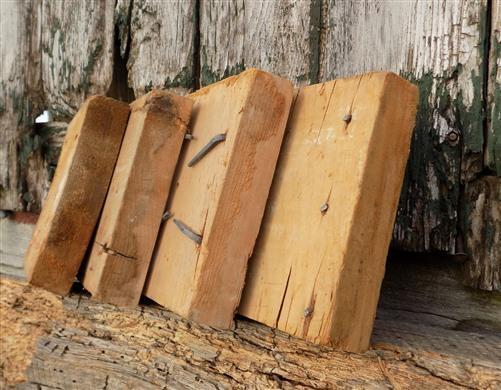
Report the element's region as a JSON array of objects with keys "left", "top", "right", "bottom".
[
  {"left": 82, "top": 91, "right": 192, "bottom": 306},
  {"left": 320, "top": 0, "right": 486, "bottom": 255},
  {"left": 240, "top": 73, "right": 418, "bottom": 352},
  {"left": 199, "top": 0, "right": 320, "bottom": 86},
  {"left": 0, "top": 0, "right": 43, "bottom": 211},
  {"left": 486, "top": 0, "right": 500, "bottom": 174},
  {"left": 145, "top": 69, "right": 293, "bottom": 329},
  {"left": 24, "top": 96, "right": 129, "bottom": 295},
  {"left": 127, "top": 0, "right": 196, "bottom": 96},
  {"left": 464, "top": 176, "right": 501, "bottom": 291},
  {"left": 2, "top": 254, "right": 500, "bottom": 389}
]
